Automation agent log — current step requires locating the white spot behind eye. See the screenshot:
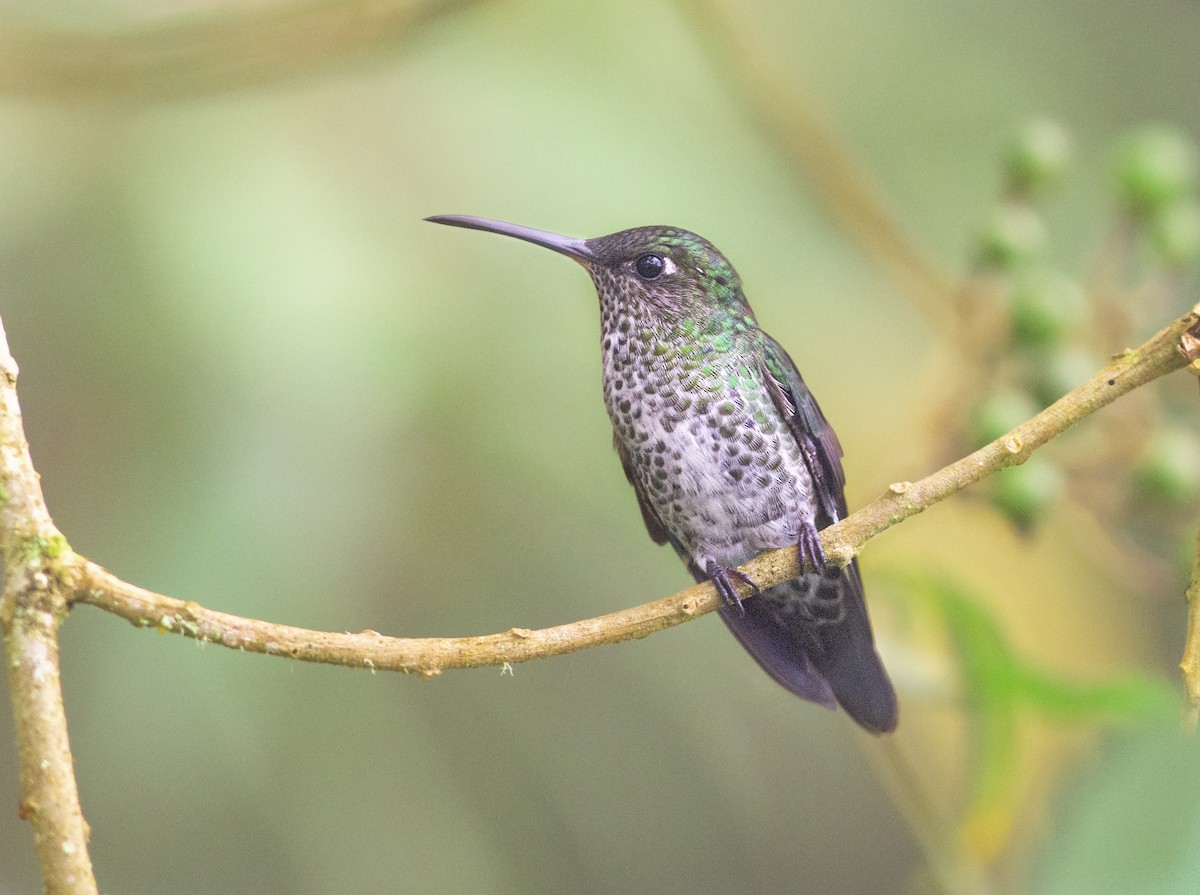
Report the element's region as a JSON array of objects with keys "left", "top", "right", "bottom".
[{"left": 660, "top": 257, "right": 677, "bottom": 276}]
